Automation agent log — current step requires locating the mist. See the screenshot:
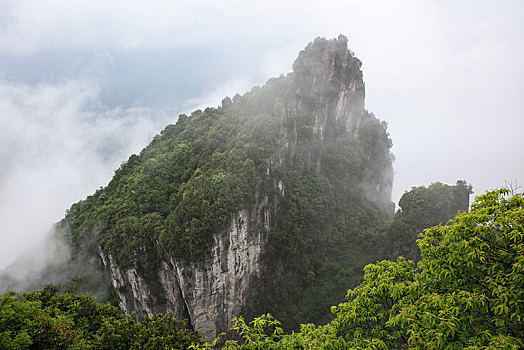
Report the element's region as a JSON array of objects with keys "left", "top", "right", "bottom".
[
  {"left": 1, "top": 0, "right": 523, "bottom": 273},
  {"left": 0, "top": 77, "right": 175, "bottom": 269},
  {"left": 0, "top": 226, "right": 72, "bottom": 293}
]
